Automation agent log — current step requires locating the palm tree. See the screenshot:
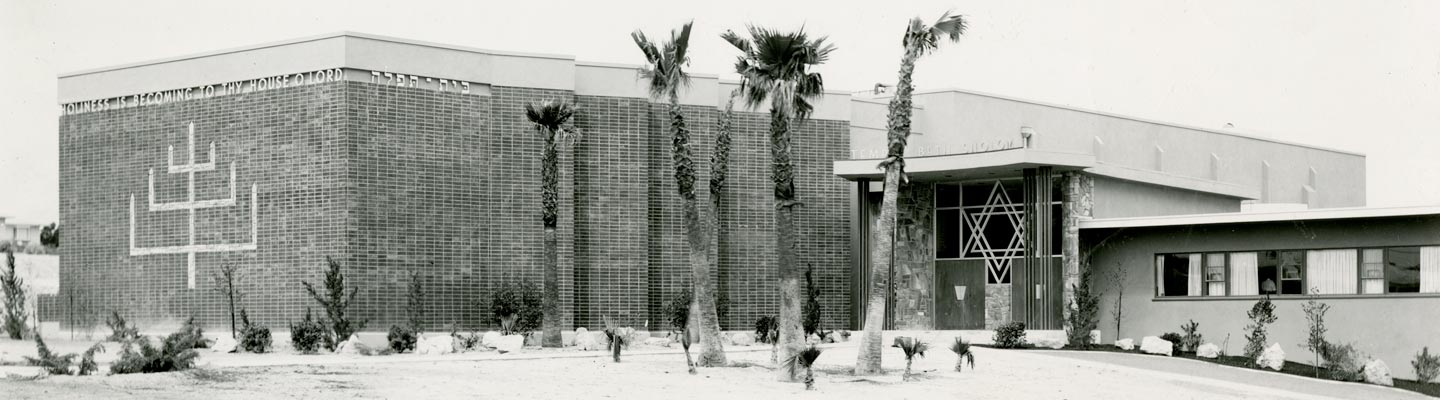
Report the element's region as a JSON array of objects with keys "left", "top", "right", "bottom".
[
  {"left": 855, "top": 11, "right": 967, "bottom": 376},
  {"left": 722, "top": 26, "right": 835, "bottom": 381},
  {"left": 523, "top": 99, "right": 579, "bottom": 348},
  {"left": 632, "top": 21, "right": 727, "bottom": 366},
  {"left": 708, "top": 86, "right": 739, "bottom": 333}
]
